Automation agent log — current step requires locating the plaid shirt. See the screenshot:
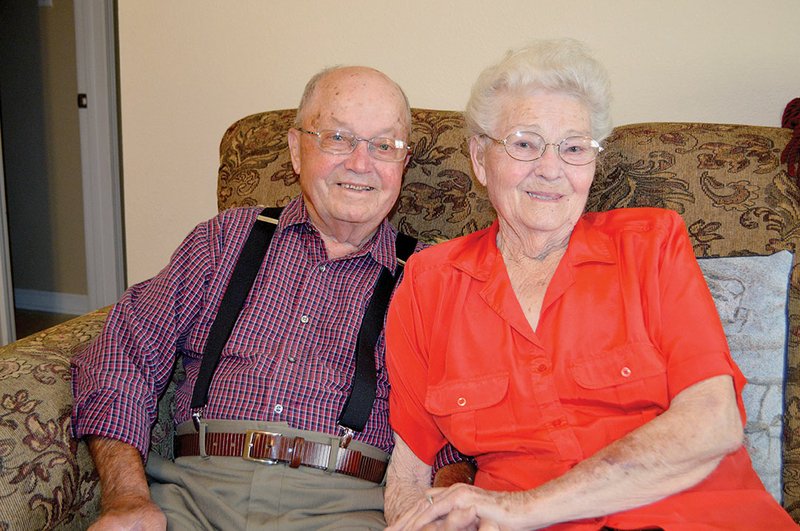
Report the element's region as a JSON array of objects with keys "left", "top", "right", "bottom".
[{"left": 71, "top": 197, "right": 404, "bottom": 458}]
